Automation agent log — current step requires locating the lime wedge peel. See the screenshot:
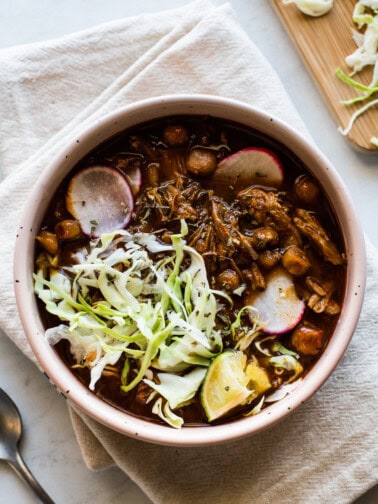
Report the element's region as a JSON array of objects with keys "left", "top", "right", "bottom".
[{"left": 201, "top": 351, "right": 255, "bottom": 422}]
